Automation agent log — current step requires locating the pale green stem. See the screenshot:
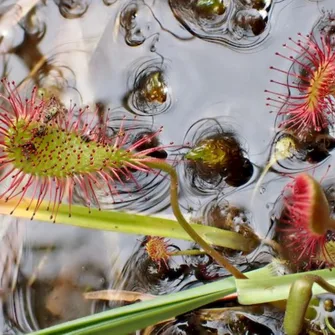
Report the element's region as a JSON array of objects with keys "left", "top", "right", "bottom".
[
  {"left": 145, "top": 160, "right": 248, "bottom": 279},
  {"left": 251, "top": 157, "right": 276, "bottom": 205},
  {"left": 284, "top": 275, "right": 335, "bottom": 335},
  {"left": 325, "top": 317, "right": 335, "bottom": 334},
  {"left": 170, "top": 249, "right": 207, "bottom": 256}
]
